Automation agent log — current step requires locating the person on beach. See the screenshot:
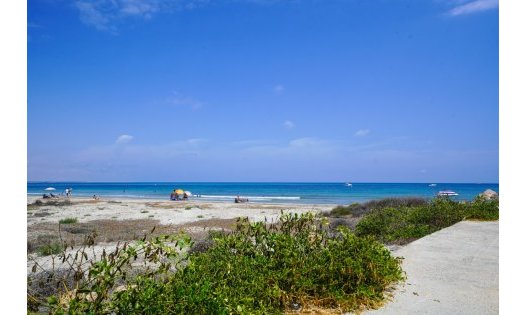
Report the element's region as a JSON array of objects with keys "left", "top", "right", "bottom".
[
  {"left": 235, "top": 195, "right": 248, "bottom": 203},
  {"left": 170, "top": 190, "right": 179, "bottom": 201}
]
